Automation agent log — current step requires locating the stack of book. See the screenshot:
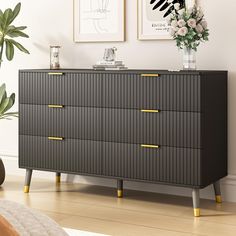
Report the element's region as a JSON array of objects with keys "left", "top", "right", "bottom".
[{"left": 93, "top": 61, "right": 128, "bottom": 70}]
